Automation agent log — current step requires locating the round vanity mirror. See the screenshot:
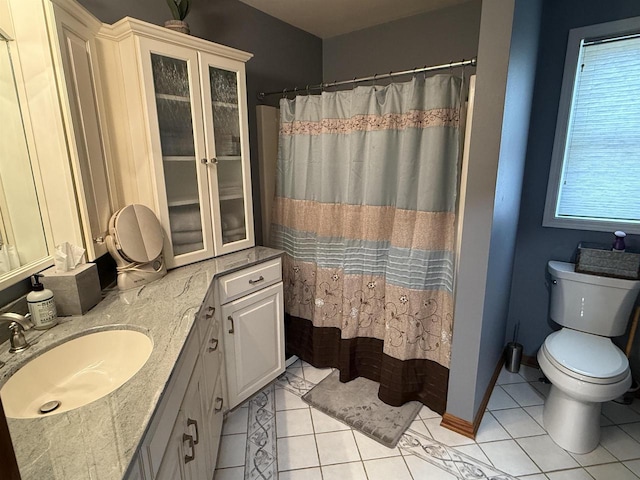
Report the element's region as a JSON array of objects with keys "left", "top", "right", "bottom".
[
  {"left": 110, "top": 204, "right": 164, "bottom": 263},
  {"left": 106, "top": 204, "right": 167, "bottom": 290}
]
